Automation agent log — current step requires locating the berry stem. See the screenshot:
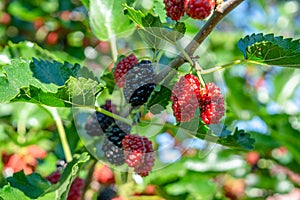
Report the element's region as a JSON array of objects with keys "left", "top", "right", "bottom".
[
  {"left": 194, "top": 62, "right": 206, "bottom": 87},
  {"left": 44, "top": 106, "right": 73, "bottom": 162},
  {"left": 110, "top": 34, "right": 118, "bottom": 62},
  {"left": 94, "top": 106, "right": 132, "bottom": 125},
  {"left": 82, "top": 159, "right": 97, "bottom": 196},
  {"left": 200, "top": 59, "right": 246, "bottom": 74}
]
